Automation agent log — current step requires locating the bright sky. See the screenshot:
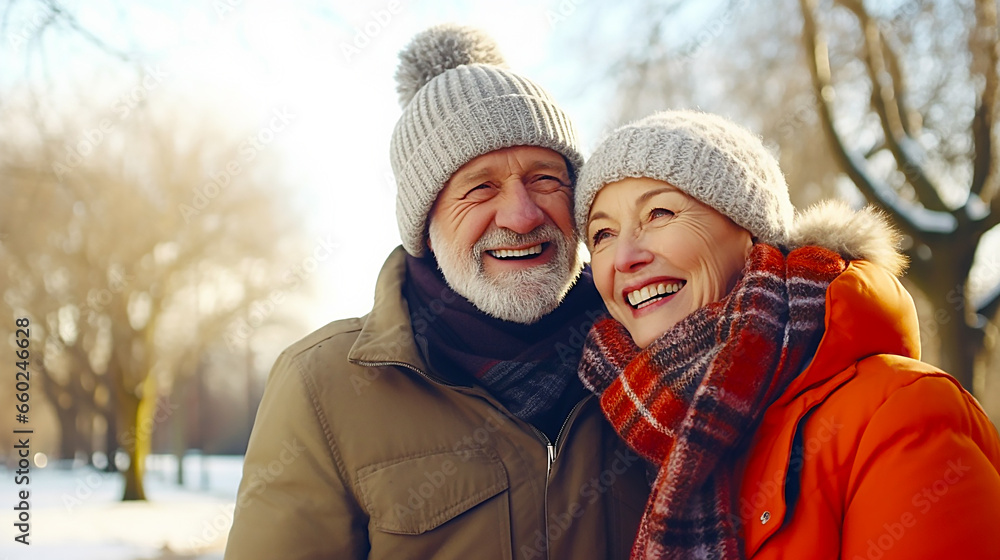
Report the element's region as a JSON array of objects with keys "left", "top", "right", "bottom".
[
  {"left": 1, "top": 0, "right": 647, "bottom": 354},
  {"left": 26, "top": 0, "right": 994, "bottom": 366}
]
